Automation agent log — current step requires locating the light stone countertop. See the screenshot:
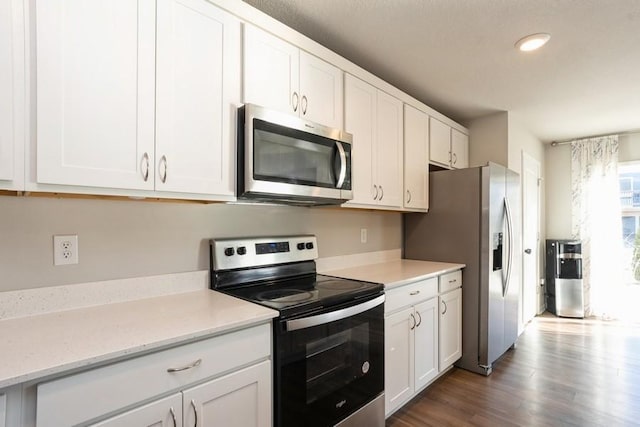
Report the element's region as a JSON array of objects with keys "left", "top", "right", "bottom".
[
  {"left": 323, "top": 259, "right": 465, "bottom": 289},
  {"left": 0, "top": 290, "right": 277, "bottom": 389}
]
